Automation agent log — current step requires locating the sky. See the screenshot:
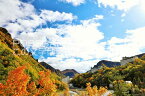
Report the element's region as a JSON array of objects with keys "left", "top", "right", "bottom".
[{"left": 0, "top": 0, "right": 145, "bottom": 73}]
